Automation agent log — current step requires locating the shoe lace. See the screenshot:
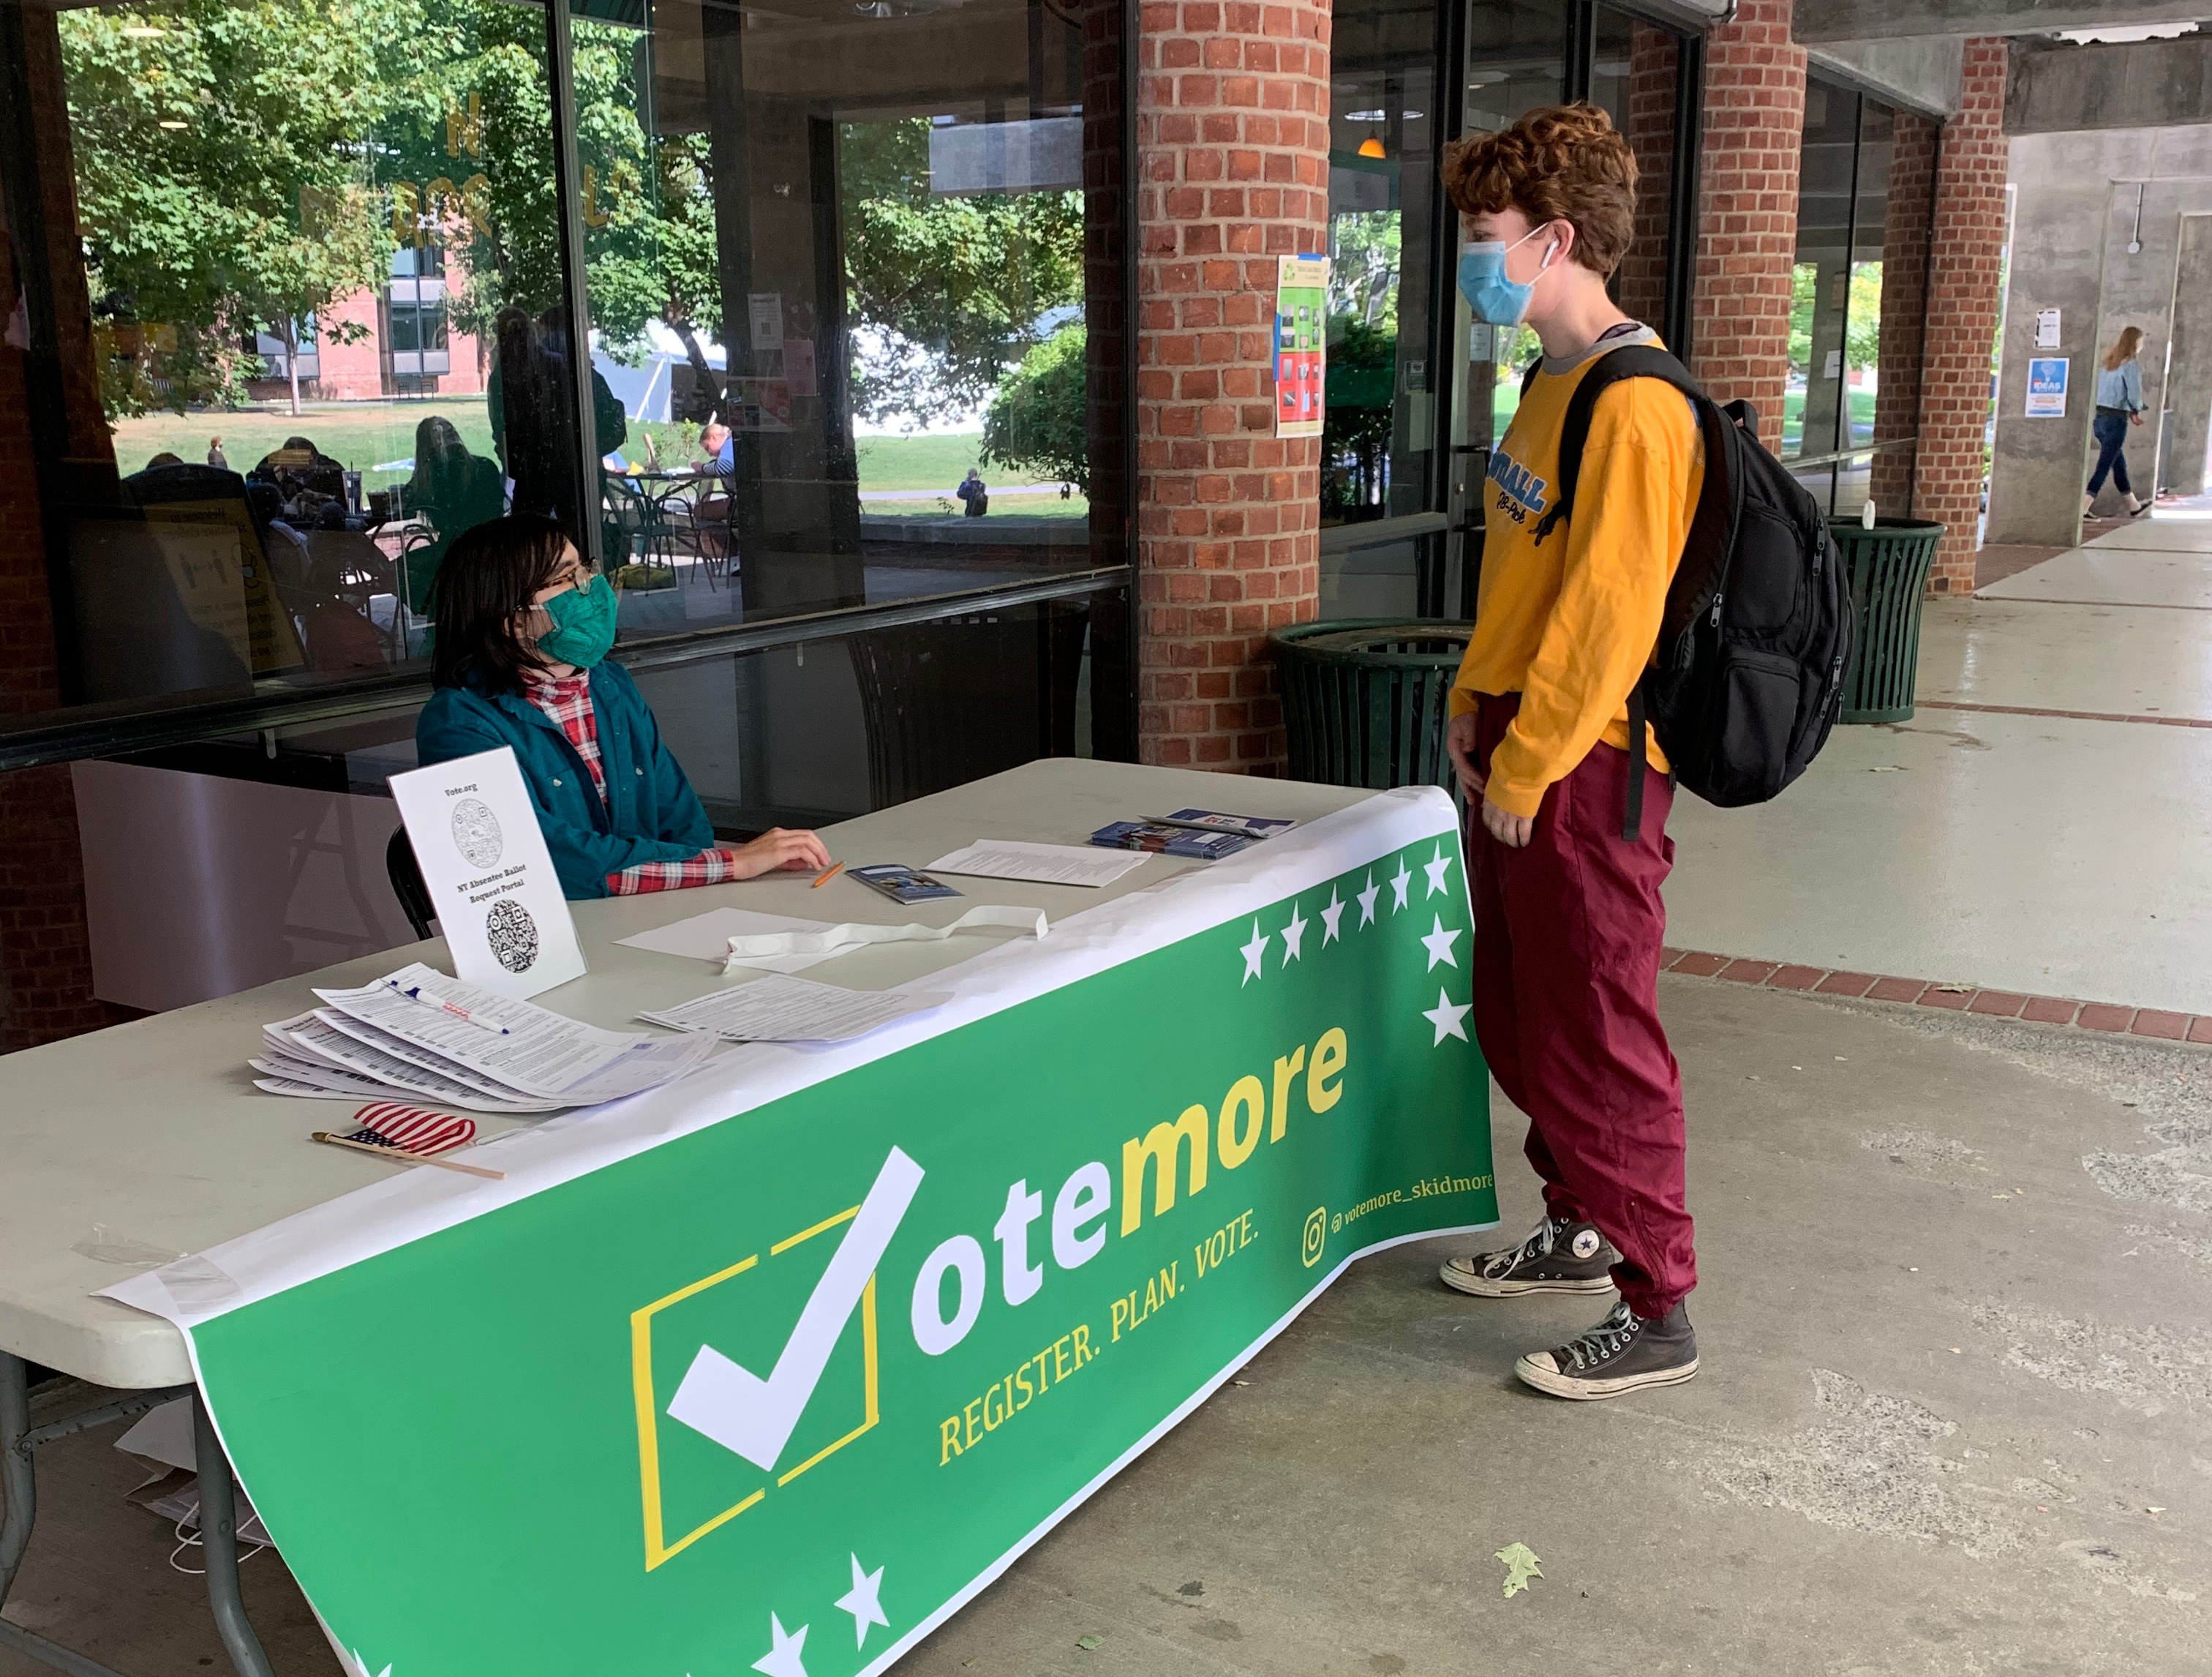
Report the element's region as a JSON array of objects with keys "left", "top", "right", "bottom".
[
  {"left": 1483, "top": 1215, "right": 1568, "bottom": 1279},
  {"left": 1560, "top": 1302, "right": 1641, "bottom": 1372}
]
